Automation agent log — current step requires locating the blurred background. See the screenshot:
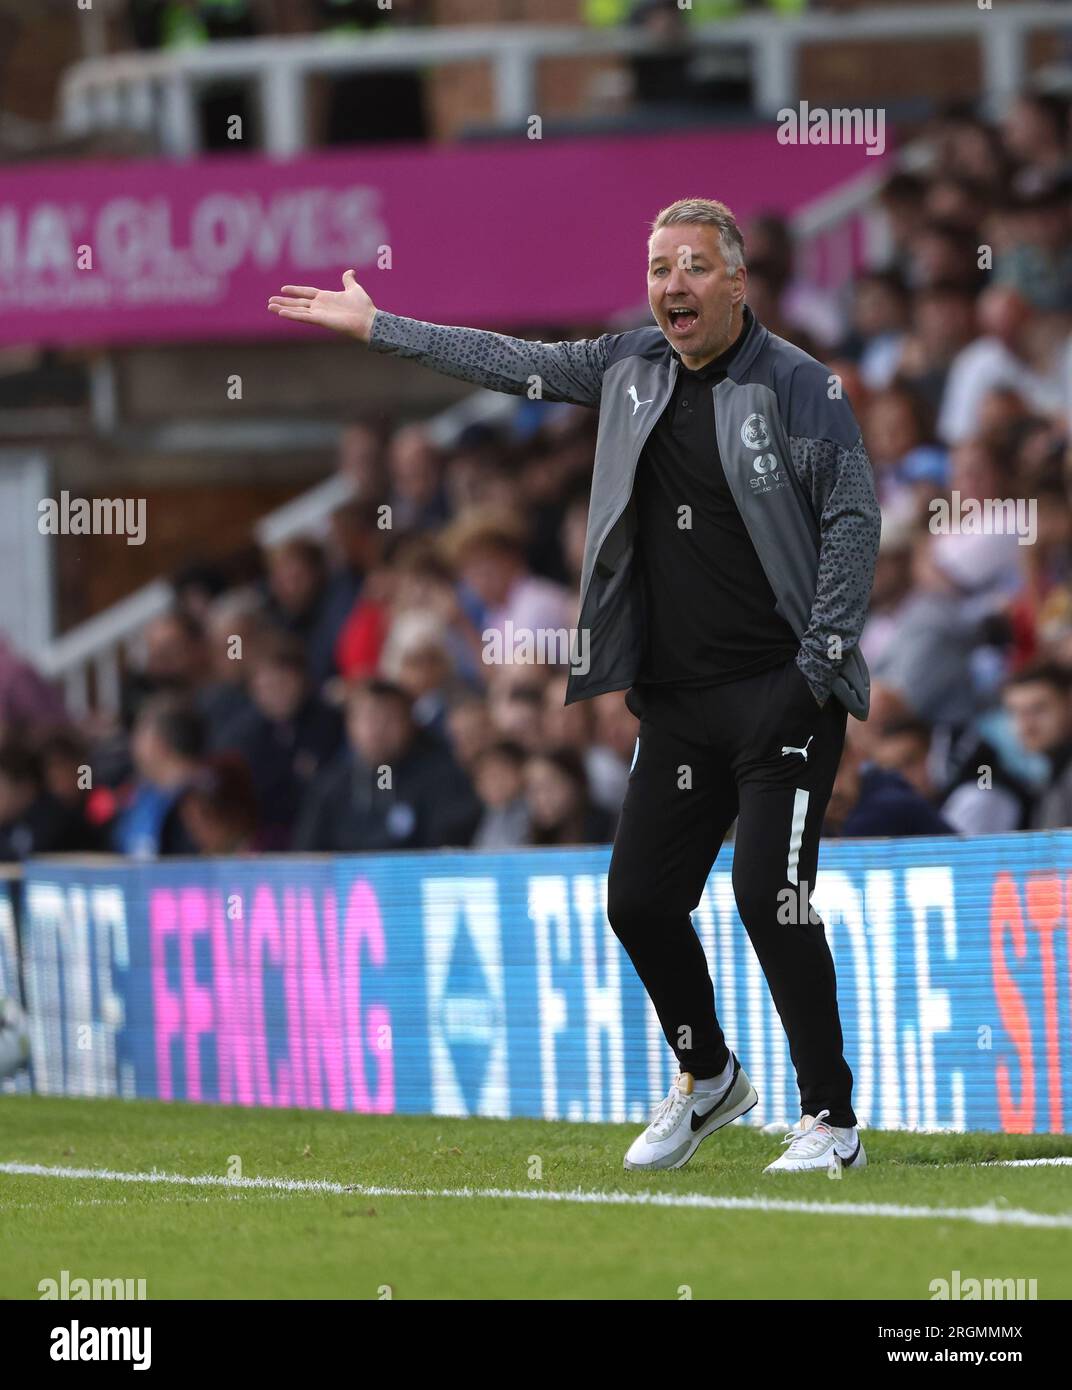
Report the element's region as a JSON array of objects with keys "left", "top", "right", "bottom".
[{"left": 1, "top": 0, "right": 1072, "bottom": 862}]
